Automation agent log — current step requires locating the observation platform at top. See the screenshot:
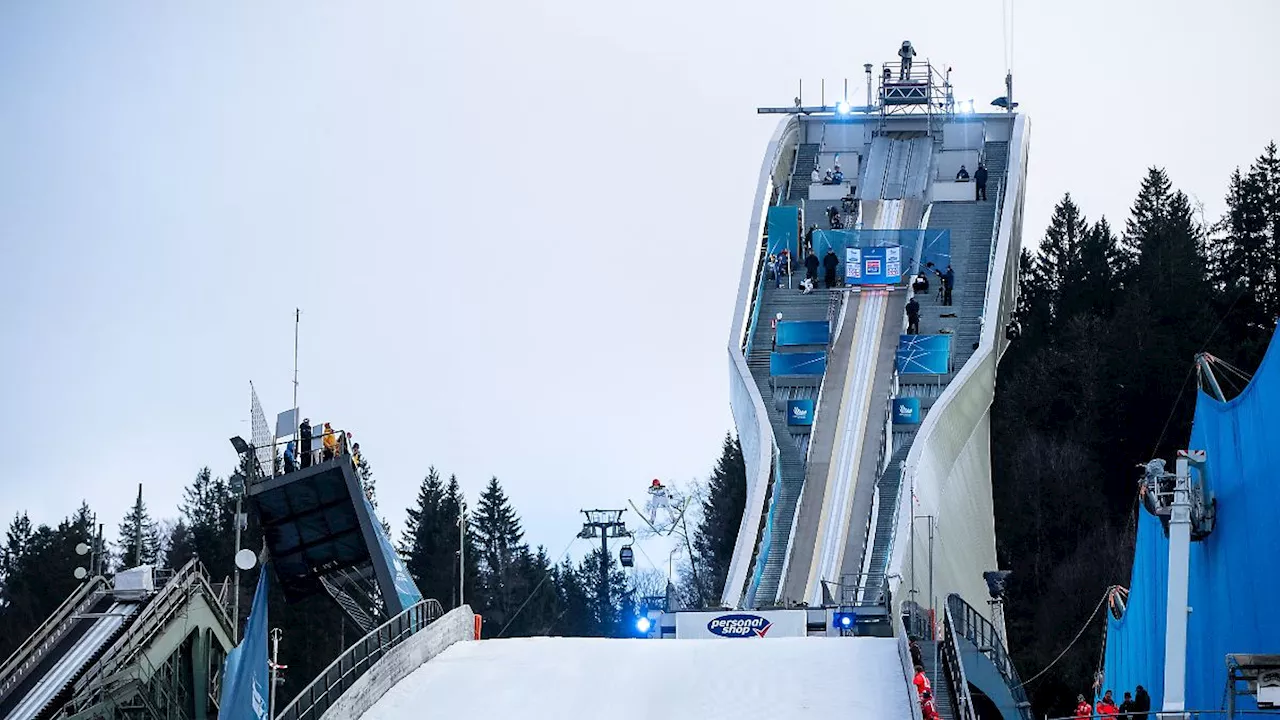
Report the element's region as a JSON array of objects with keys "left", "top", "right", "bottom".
[{"left": 236, "top": 424, "right": 423, "bottom": 628}]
